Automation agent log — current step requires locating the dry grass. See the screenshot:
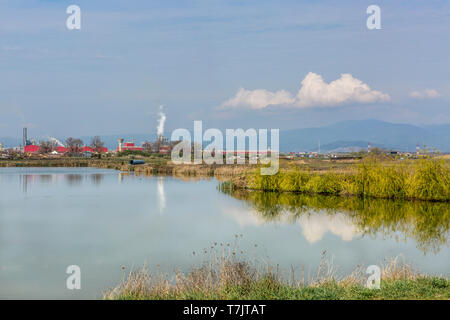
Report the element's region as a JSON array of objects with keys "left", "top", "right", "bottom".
[{"left": 103, "top": 245, "right": 448, "bottom": 300}]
